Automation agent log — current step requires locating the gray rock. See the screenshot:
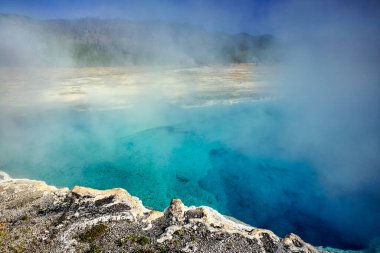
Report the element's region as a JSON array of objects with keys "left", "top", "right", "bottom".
[{"left": 0, "top": 174, "right": 327, "bottom": 253}]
